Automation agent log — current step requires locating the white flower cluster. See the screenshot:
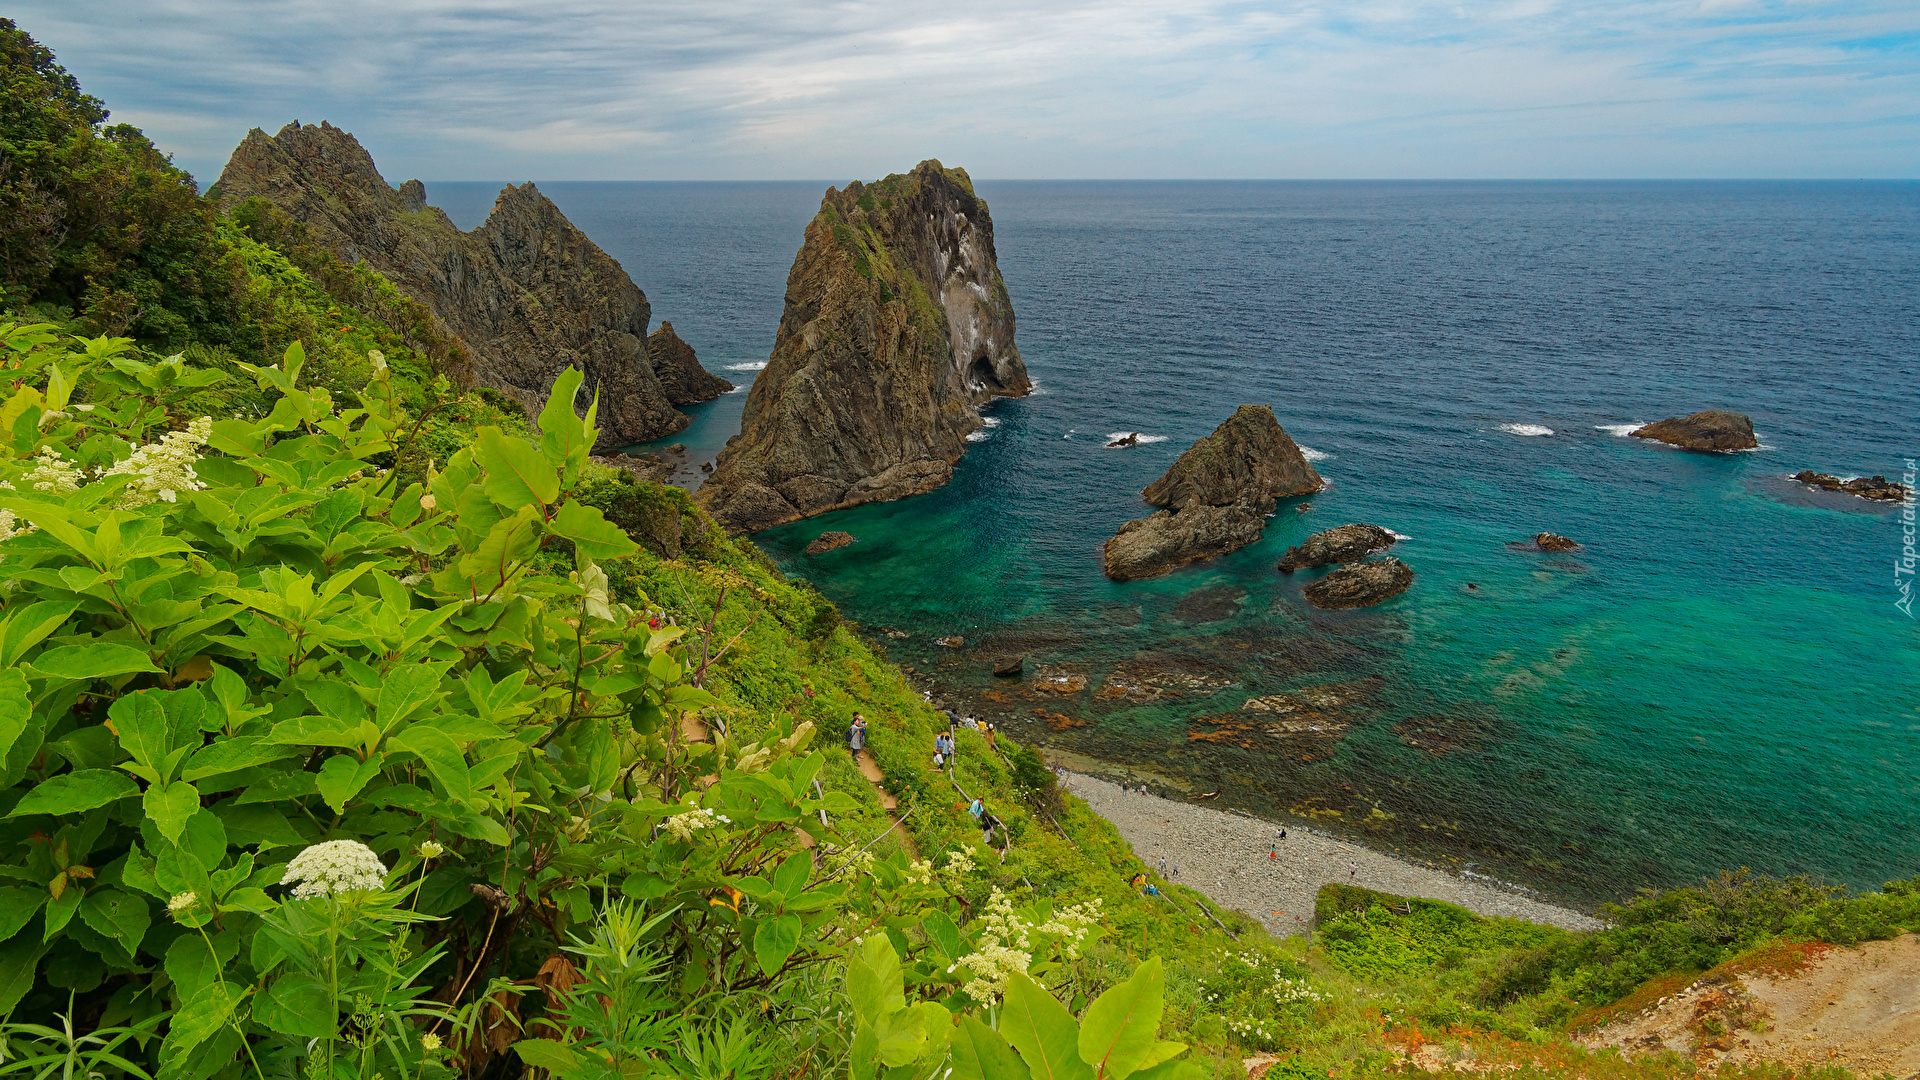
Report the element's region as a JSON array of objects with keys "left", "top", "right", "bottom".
[
  {"left": 830, "top": 846, "right": 877, "bottom": 878},
  {"left": 166, "top": 891, "right": 198, "bottom": 920},
  {"left": 904, "top": 858, "right": 935, "bottom": 885},
  {"left": 950, "top": 889, "right": 1033, "bottom": 1001},
  {"left": 941, "top": 848, "right": 975, "bottom": 877},
  {"left": 1224, "top": 1015, "right": 1275, "bottom": 1045},
  {"left": 662, "top": 806, "right": 731, "bottom": 842},
  {"left": 1035, "top": 897, "right": 1103, "bottom": 960},
  {"left": 101, "top": 417, "right": 212, "bottom": 508},
  {"left": 1271, "top": 977, "right": 1327, "bottom": 1006},
  {"left": 0, "top": 449, "right": 87, "bottom": 540},
  {"left": 280, "top": 839, "right": 388, "bottom": 899}
]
